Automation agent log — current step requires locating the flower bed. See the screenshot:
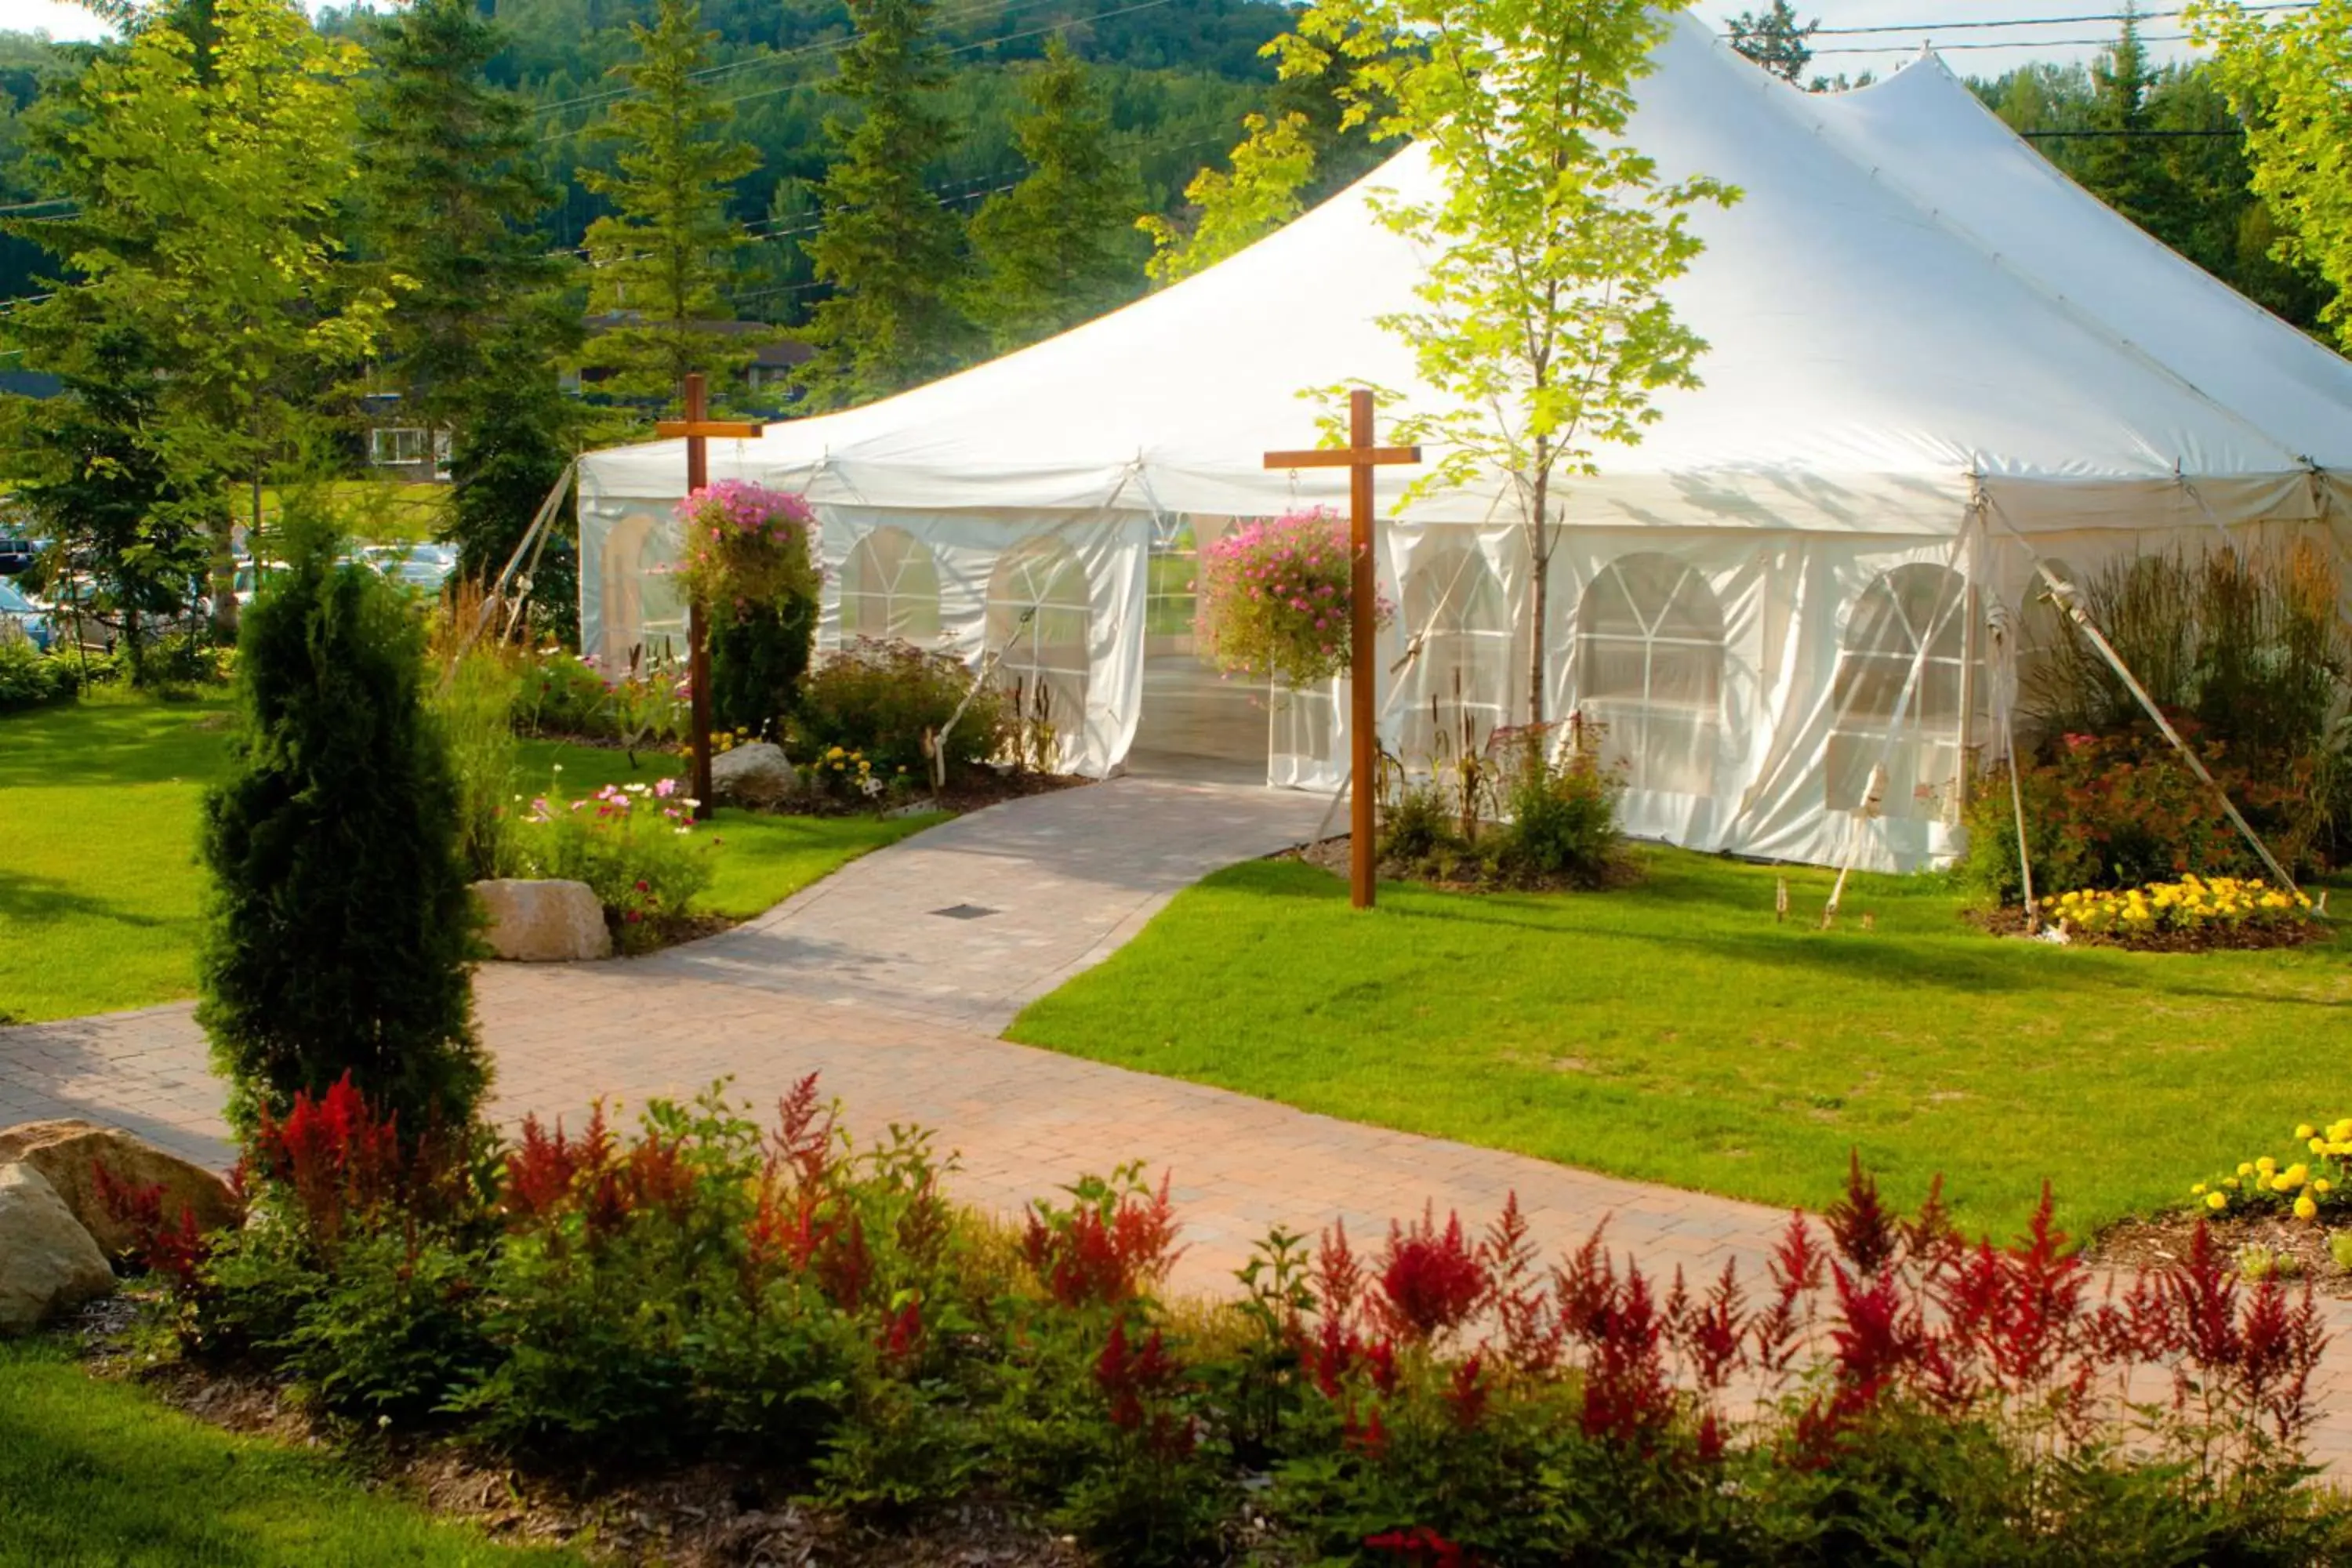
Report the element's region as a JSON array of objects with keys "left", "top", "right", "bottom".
[
  {"left": 509, "top": 777, "right": 715, "bottom": 951},
  {"left": 2035, "top": 873, "right": 2319, "bottom": 951},
  {"left": 96, "top": 1079, "right": 2352, "bottom": 1566},
  {"left": 1194, "top": 508, "right": 1392, "bottom": 685}
]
